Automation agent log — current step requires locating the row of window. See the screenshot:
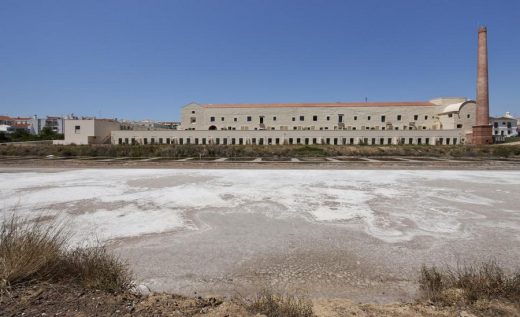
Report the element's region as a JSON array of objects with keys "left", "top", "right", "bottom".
[
  {"left": 194, "top": 114, "right": 471, "bottom": 125},
  {"left": 208, "top": 125, "right": 441, "bottom": 131},
  {"left": 206, "top": 114, "right": 438, "bottom": 123},
  {"left": 494, "top": 130, "right": 514, "bottom": 135},
  {"left": 117, "top": 136, "right": 459, "bottom": 146},
  {"left": 494, "top": 122, "right": 513, "bottom": 128}
]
